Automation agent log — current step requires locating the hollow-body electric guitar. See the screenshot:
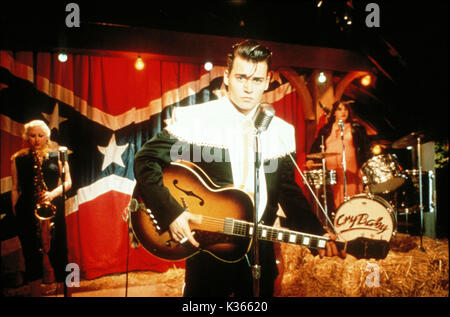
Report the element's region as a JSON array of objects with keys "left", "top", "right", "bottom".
[
  {"left": 129, "top": 160, "right": 331, "bottom": 262},
  {"left": 129, "top": 161, "right": 389, "bottom": 262}
]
